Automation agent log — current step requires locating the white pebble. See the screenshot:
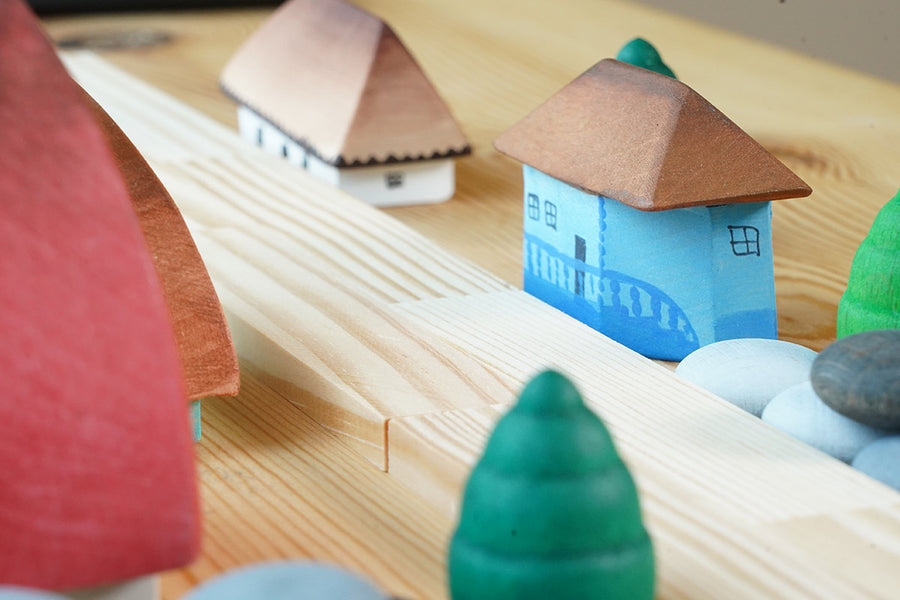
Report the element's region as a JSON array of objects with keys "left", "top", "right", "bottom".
[
  {"left": 676, "top": 338, "right": 817, "bottom": 416},
  {"left": 852, "top": 436, "right": 900, "bottom": 491},
  {"left": 762, "top": 382, "right": 888, "bottom": 462}
]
